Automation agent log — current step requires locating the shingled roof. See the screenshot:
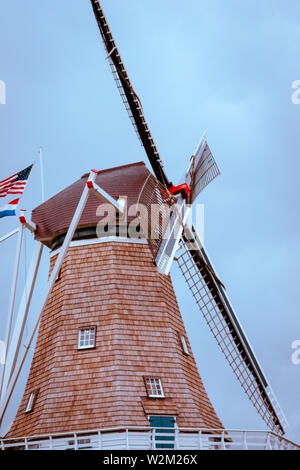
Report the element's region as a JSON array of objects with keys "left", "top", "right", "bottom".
[{"left": 32, "top": 162, "right": 150, "bottom": 247}]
